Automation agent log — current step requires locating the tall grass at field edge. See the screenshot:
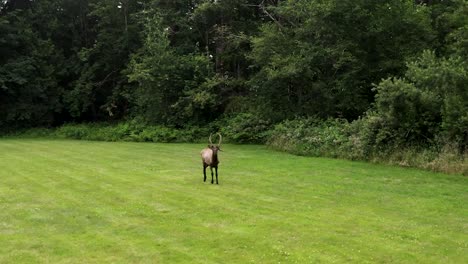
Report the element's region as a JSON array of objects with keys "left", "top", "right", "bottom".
[{"left": 2, "top": 120, "right": 466, "bottom": 175}]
